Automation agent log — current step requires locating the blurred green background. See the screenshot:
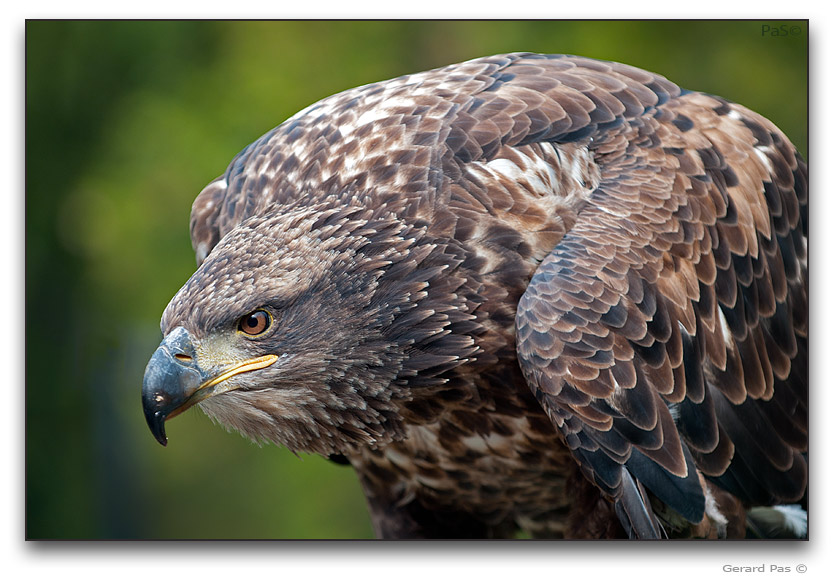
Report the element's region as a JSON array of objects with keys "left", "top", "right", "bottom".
[{"left": 25, "top": 20, "right": 807, "bottom": 539}]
